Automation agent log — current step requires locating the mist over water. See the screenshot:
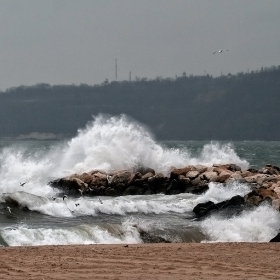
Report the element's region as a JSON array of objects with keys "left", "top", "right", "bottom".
[{"left": 0, "top": 114, "right": 278, "bottom": 246}]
